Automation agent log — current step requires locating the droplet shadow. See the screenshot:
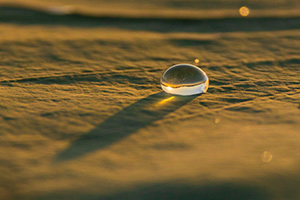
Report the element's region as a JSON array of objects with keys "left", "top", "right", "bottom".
[{"left": 55, "top": 92, "right": 197, "bottom": 163}]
